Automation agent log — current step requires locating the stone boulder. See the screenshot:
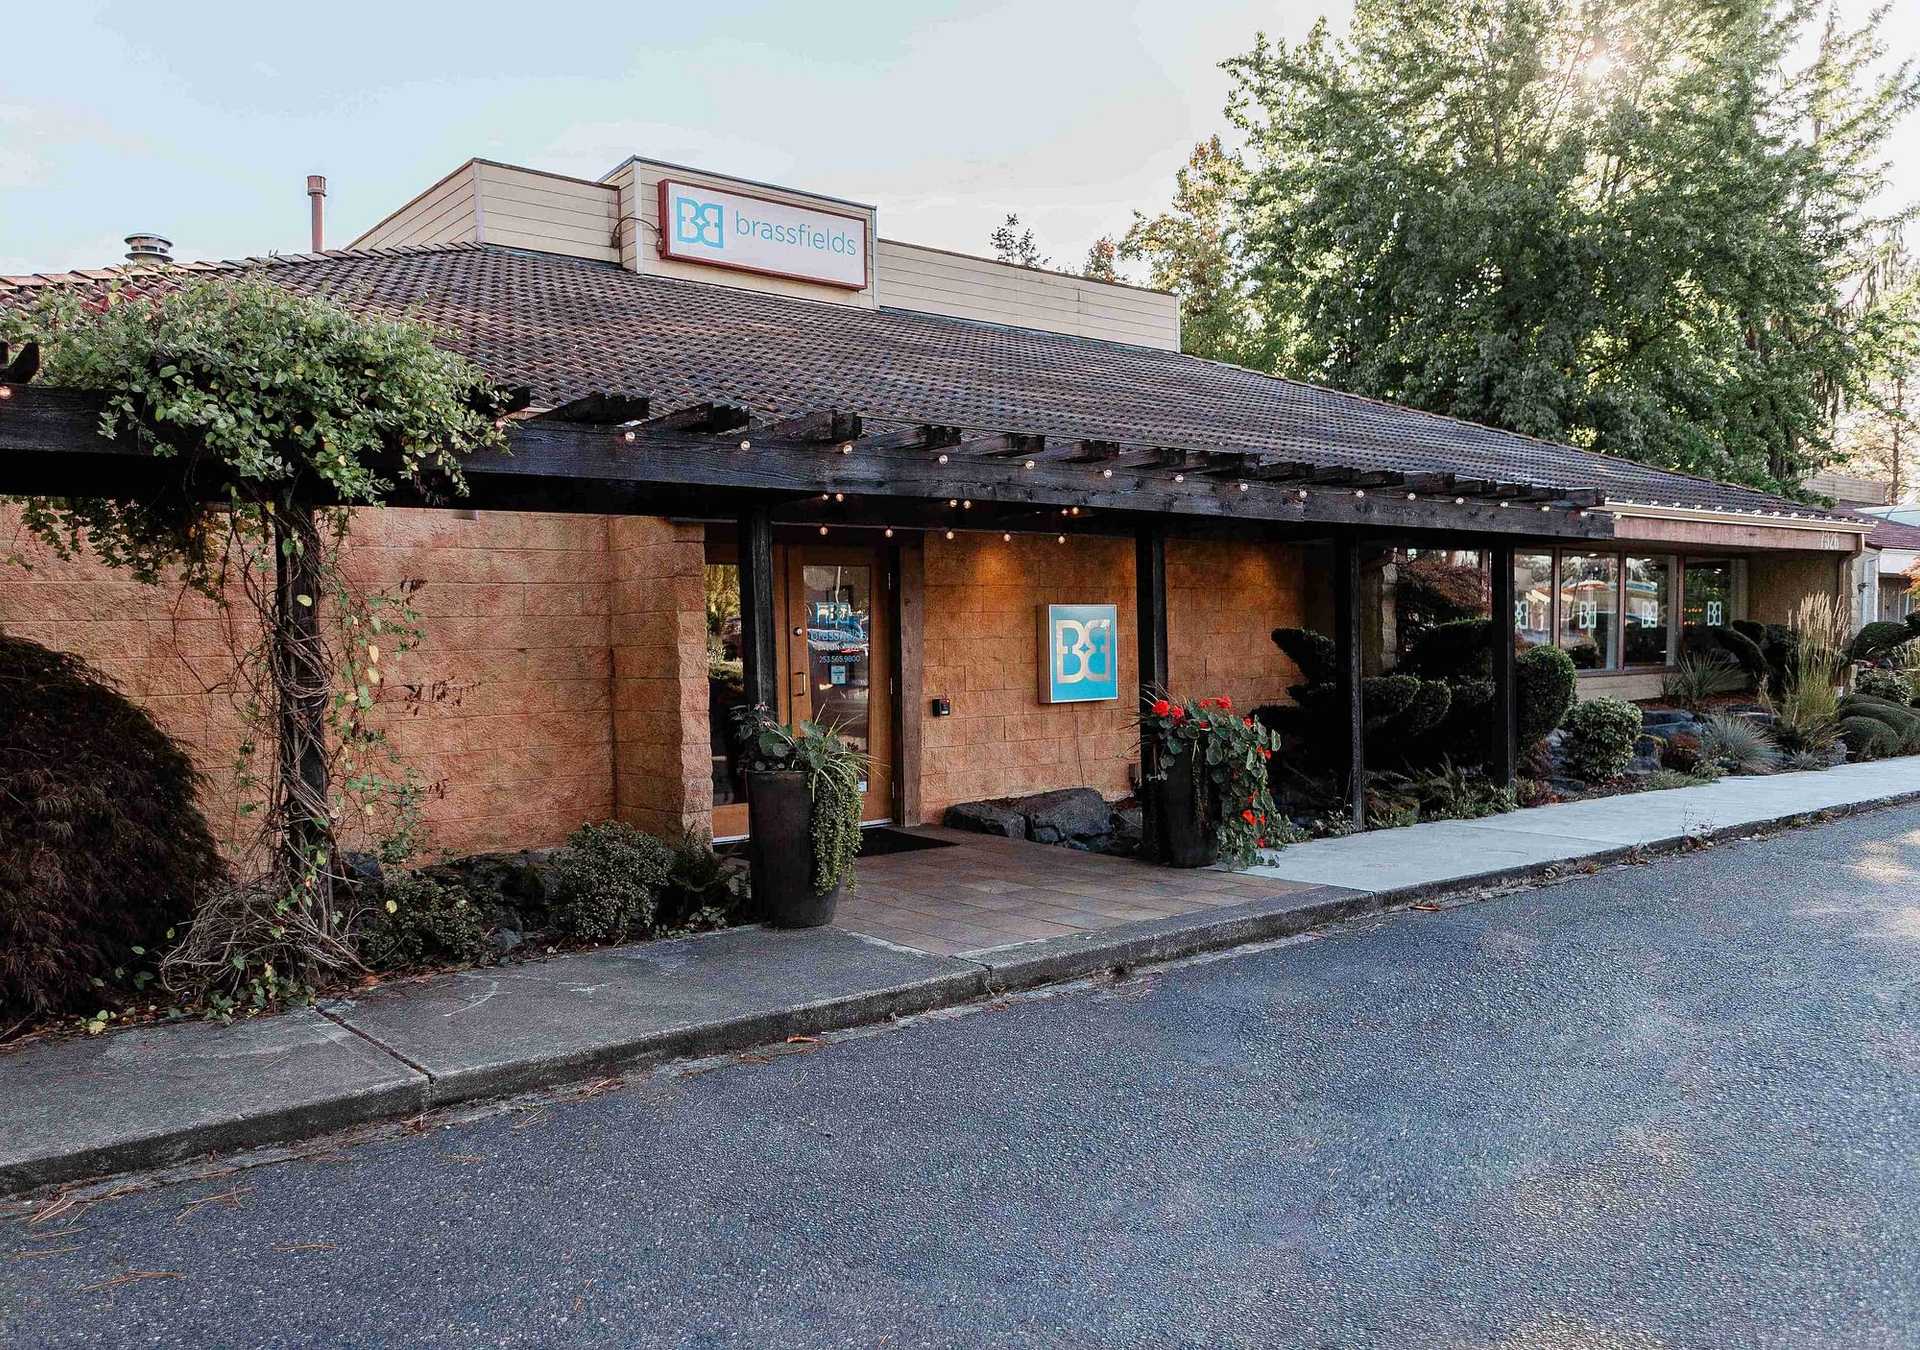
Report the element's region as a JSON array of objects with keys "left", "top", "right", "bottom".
[
  {"left": 944, "top": 799, "right": 1028, "bottom": 840},
  {"left": 1017, "top": 788, "right": 1113, "bottom": 844}
]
